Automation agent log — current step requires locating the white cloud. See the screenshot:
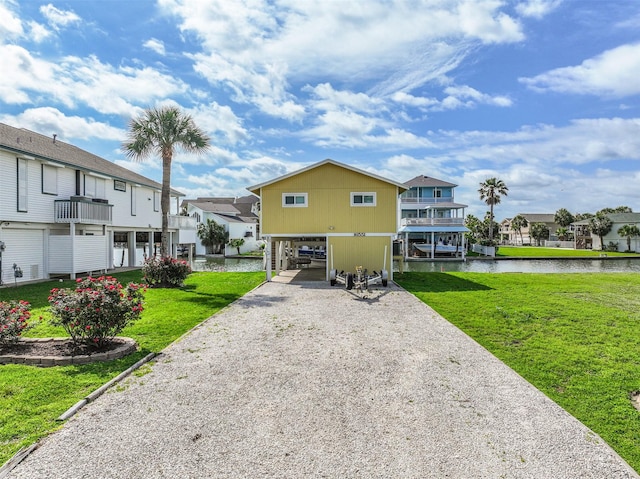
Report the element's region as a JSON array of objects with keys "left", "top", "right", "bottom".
[
  {"left": 515, "top": 0, "right": 562, "bottom": 19},
  {"left": 188, "top": 102, "right": 248, "bottom": 146},
  {"left": 306, "top": 83, "right": 385, "bottom": 114},
  {"left": 0, "top": 45, "right": 190, "bottom": 116},
  {"left": 27, "top": 20, "right": 51, "bottom": 42},
  {"left": 391, "top": 85, "right": 512, "bottom": 112},
  {"left": 0, "top": 107, "right": 124, "bottom": 141},
  {"left": 143, "top": 38, "right": 166, "bottom": 55},
  {"left": 39, "top": 3, "right": 81, "bottom": 31},
  {"left": 520, "top": 43, "right": 640, "bottom": 97},
  {"left": 0, "top": 0, "right": 24, "bottom": 41},
  {"left": 163, "top": 0, "right": 525, "bottom": 115}
]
